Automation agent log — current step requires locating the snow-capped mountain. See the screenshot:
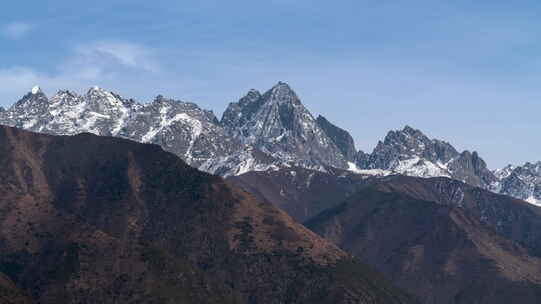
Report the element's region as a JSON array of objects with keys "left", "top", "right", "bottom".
[
  {"left": 117, "top": 95, "right": 240, "bottom": 168},
  {"left": 351, "top": 125, "right": 541, "bottom": 206},
  {"left": 355, "top": 126, "right": 498, "bottom": 189},
  {"left": 1, "top": 83, "right": 540, "bottom": 206},
  {"left": 2, "top": 86, "right": 137, "bottom": 136},
  {"left": 494, "top": 162, "right": 541, "bottom": 206},
  {"left": 2, "top": 86, "right": 52, "bottom": 131},
  {"left": 0, "top": 86, "right": 240, "bottom": 168},
  {"left": 0, "top": 82, "right": 352, "bottom": 176},
  {"left": 221, "top": 82, "right": 349, "bottom": 170}
]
